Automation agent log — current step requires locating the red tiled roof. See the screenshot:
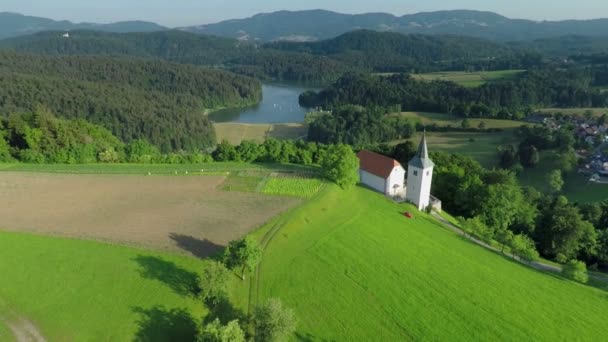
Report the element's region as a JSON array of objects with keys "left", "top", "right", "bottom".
[{"left": 357, "top": 150, "right": 401, "bottom": 179}]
